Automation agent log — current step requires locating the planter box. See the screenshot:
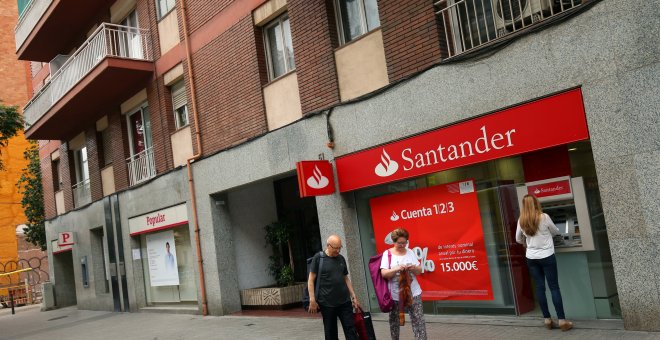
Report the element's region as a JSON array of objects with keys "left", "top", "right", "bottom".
[{"left": 240, "top": 283, "right": 305, "bottom": 309}]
